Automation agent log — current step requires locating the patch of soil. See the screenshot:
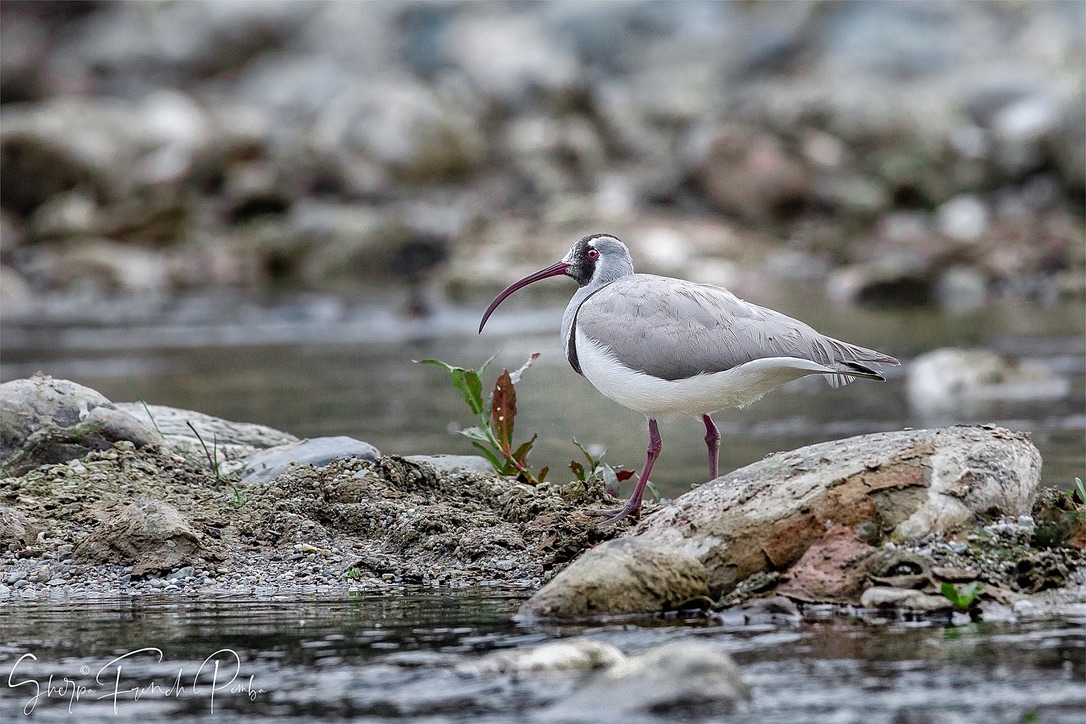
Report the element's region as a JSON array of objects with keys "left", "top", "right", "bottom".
[{"left": 1, "top": 441, "right": 634, "bottom": 595}]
